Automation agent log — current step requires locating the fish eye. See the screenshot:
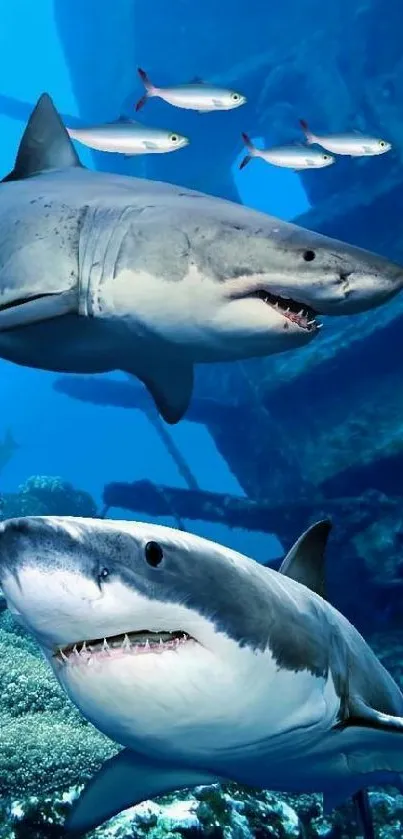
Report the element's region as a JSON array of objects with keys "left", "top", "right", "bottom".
[
  {"left": 379, "top": 140, "right": 385, "bottom": 147},
  {"left": 170, "top": 134, "right": 179, "bottom": 143},
  {"left": 231, "top": 93, "right": 240, "bottom": 101},
  {"left": 98, "top": 567, "right": 110, "bottom": 582},
  {"left": 323, "top": 155, "right": 329, "bottom": 160},
  {"left": 303, "top": 249, "right": 316, "bottom": 262},
  {"left": 144, "top": 541, "right": 164, "bottom": 567}
]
